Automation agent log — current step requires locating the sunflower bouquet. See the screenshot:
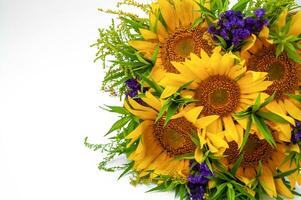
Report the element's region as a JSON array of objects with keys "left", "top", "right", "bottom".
[{"left": 85, "top": 0, "right": 301, "bottom": 199}]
